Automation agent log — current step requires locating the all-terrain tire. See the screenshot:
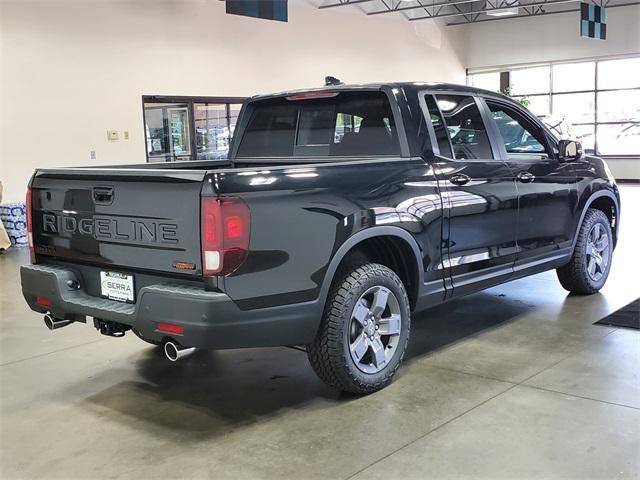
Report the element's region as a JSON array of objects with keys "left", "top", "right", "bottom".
[
  {"left": 307, "top": 263, "right": 411, "bottom": 394},
  {"left": 557, "top": 208, "right": 613, "bottom": 294}
]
